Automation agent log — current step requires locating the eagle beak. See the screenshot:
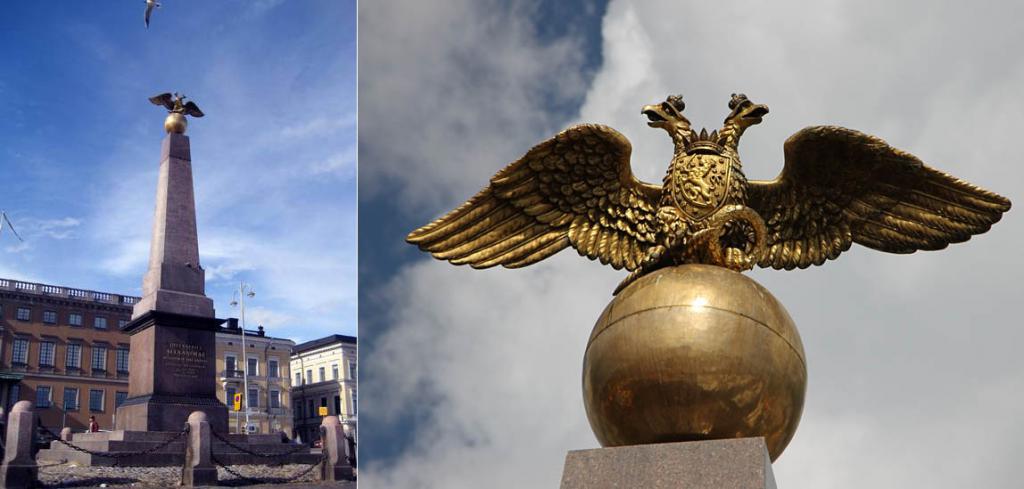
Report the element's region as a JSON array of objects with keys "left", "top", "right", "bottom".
[
  {"left": 642, "top": 104, "right": 668, "bottom": 127},
  {"left": 745, "top": 104, "right": 769, "bottom": 121}
]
